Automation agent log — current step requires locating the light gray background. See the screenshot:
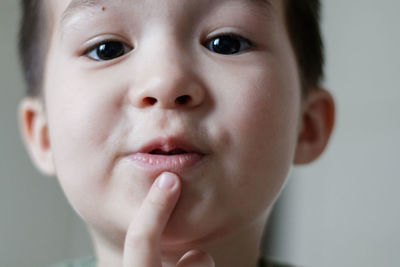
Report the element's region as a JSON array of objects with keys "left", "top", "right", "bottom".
[{"left": 1, "top": 1, "right": 399, "bottom": 266}]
